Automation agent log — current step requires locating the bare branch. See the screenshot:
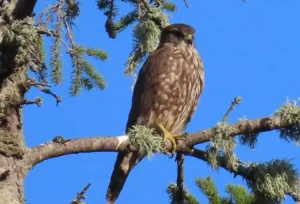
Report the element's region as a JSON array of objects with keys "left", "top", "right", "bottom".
[
  {"left": 28, "top": 49, "right": 47, "bottom": 69},
  {"left": 20, "top": 98, "right": 42, "bottom": 107},
  {"left": 71, "top": 183, "right": 91, "bottom": 204},
  {"left": 25, "top": 136, "right": 128, "bottom": 168},
  {"left": 30, "top": 81, "right": 62, "bottom": 106},
  {"left": 222, "top": 96, "right": 242, "bottom": 122},
  {"left": 183, "top": 0, "right": 189, "bottom": 8}
]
